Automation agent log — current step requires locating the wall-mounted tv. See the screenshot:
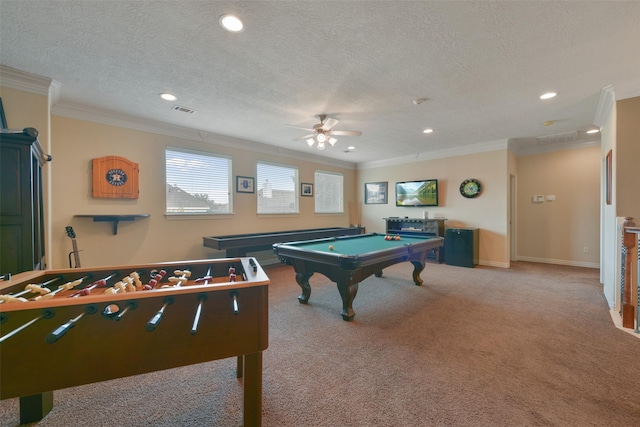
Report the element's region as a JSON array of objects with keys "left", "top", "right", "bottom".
[{"left": 395, "top": 179, "right": 439, "bottom": 207}]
